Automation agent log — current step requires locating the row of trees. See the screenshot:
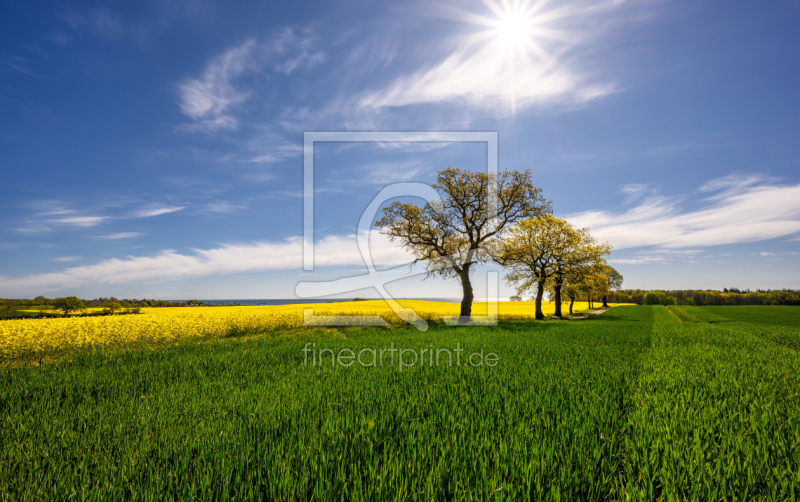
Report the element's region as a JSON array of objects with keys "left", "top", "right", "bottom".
[
  {"left": 0, "top": 297, "right": 200, "bottom": 318},
  {"left": 377, "top": 168, "right": 621, "bottom": 320},
  {"left": 28, "top": 297, "right": 140, "bottom": 317},
  {"left": 609, "top": 289, "right": 800, "bottom": 306},
  {"left": 498, "top": 216, "right": 621, "bottom": 317}
]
